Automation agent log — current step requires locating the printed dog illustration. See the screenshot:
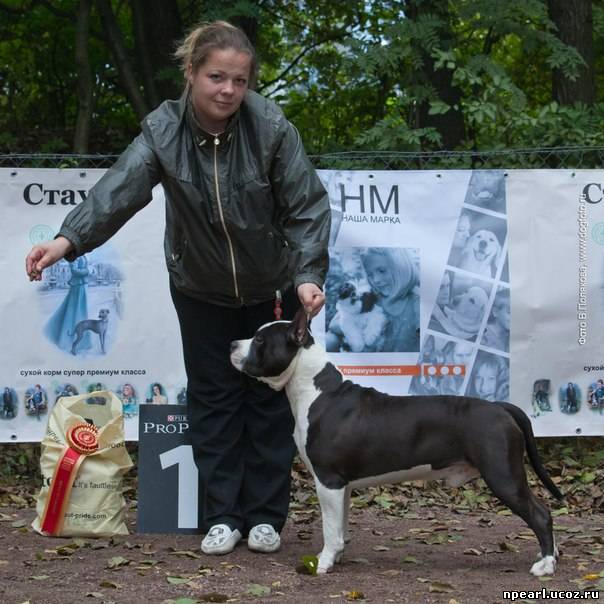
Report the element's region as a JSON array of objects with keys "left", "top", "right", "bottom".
[
  {"left": 230, "top": 310, "right": 563, "bottom": 576},
  {"left": 459, "top": 229, "right": 501, "bottom": 277},
  {"left": 69, "top": 308, "right": 110, "bottom": 355}
]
